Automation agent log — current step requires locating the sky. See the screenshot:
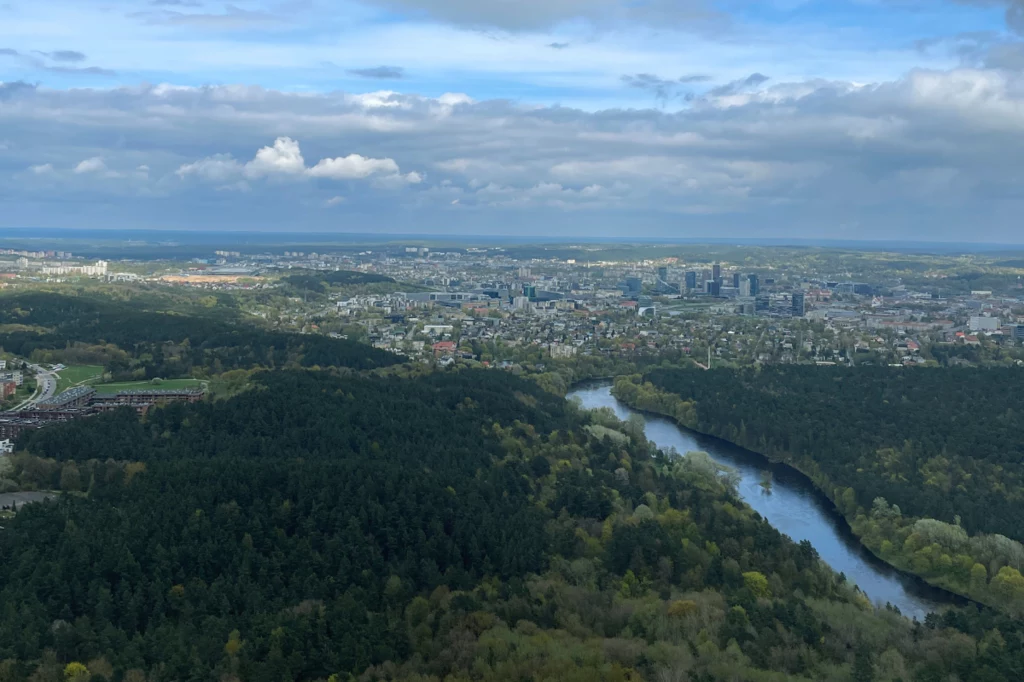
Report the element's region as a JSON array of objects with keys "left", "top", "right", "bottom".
[{"left": 2, "top": 0, "right": 1024, "bottom": 241}]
